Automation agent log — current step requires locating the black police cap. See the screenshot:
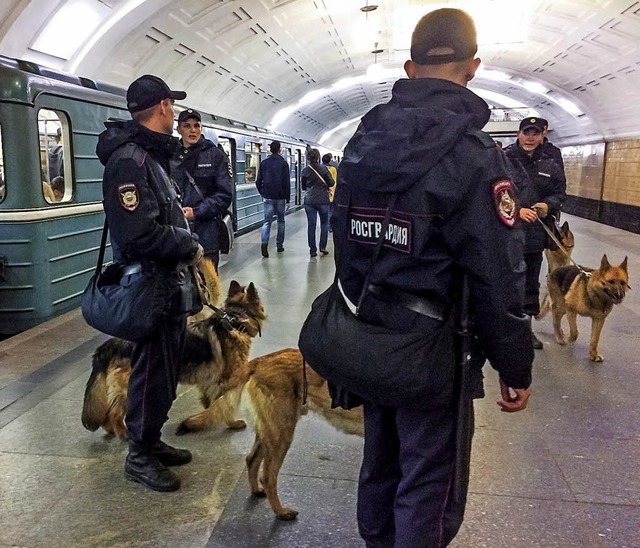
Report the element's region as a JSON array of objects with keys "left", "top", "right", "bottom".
[
  {"left": 126, "top": 75, "right": 186, "bottom": 113},
  {"left": 519, "top": 117, "right": 548, "bottom": 132},
  {"left": 178, "top": 109, "right": 202, "bottom": 124}
]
